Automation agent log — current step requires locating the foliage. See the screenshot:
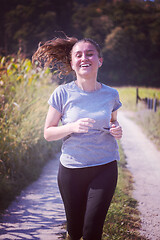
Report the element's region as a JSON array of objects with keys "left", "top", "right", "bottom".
[
  {"left": 101, "top": 2, "right": 160, "bottom": 87},
  {"left": 0, "top": 54, "right": 61, "bottom": 211},
  {"left": 0, "top": 0, "right": 73, "bottom": 56},
  {"left": 1, "top": 0, "right": 160, "bottom": 86}
]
